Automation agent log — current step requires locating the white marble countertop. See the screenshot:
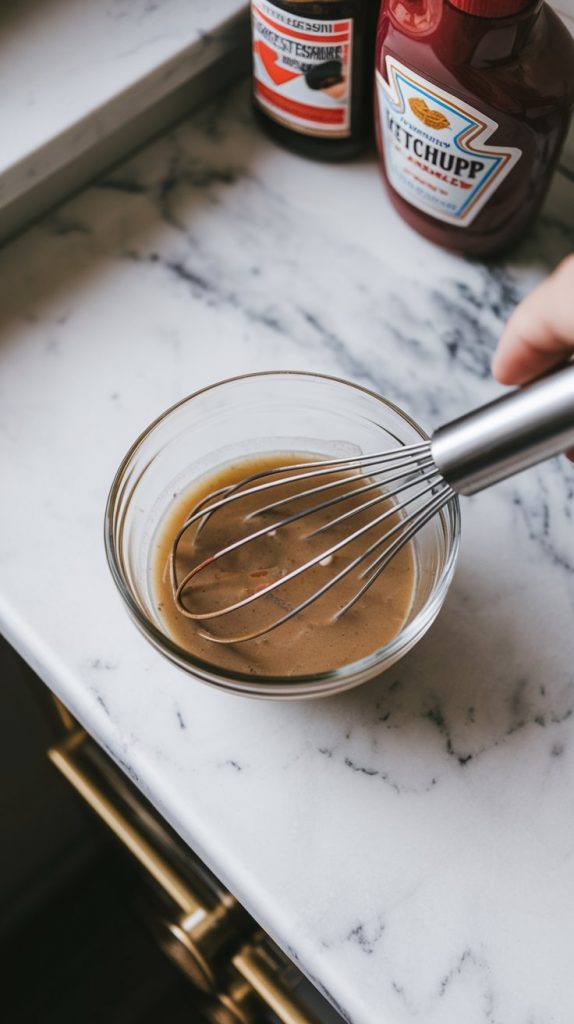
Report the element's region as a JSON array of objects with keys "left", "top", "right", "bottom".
[
  {"left": 0, "top": 0, "right": 247, "bottom": 240},
  {"left": 0, "top": 0, "right": 244, "bottom": 192},
  {"left": 1, "top": 76, "right": 574, "bottom": 1024}
]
